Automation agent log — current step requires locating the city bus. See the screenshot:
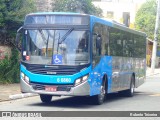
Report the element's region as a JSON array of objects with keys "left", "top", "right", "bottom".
[{"left": 16, "top": 12, "right": 146, "bottom": 105}]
